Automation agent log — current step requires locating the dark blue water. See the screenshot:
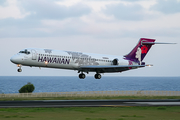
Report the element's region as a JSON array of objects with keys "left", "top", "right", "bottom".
[{"left": 0, "top": 76, "right": 180, "bottom": 94}]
